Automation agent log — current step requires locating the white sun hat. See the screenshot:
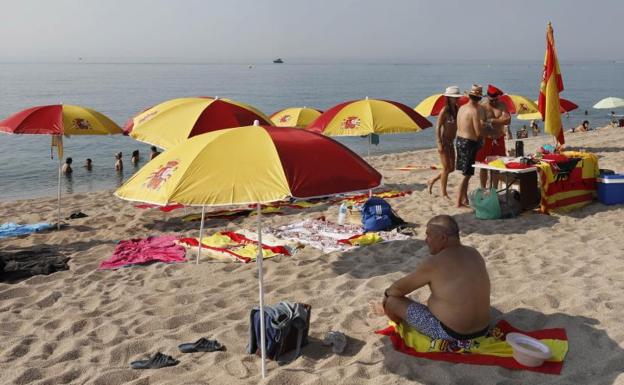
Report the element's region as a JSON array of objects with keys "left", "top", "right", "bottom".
[{"left": 443, "top": 86, "right": 462, "bottom": 98}]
